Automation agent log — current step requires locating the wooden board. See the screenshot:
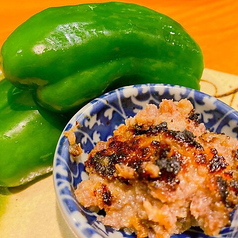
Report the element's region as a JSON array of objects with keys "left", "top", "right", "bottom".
[{"left": 0, "top": 0, "right": 238, "bottom": 75}]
